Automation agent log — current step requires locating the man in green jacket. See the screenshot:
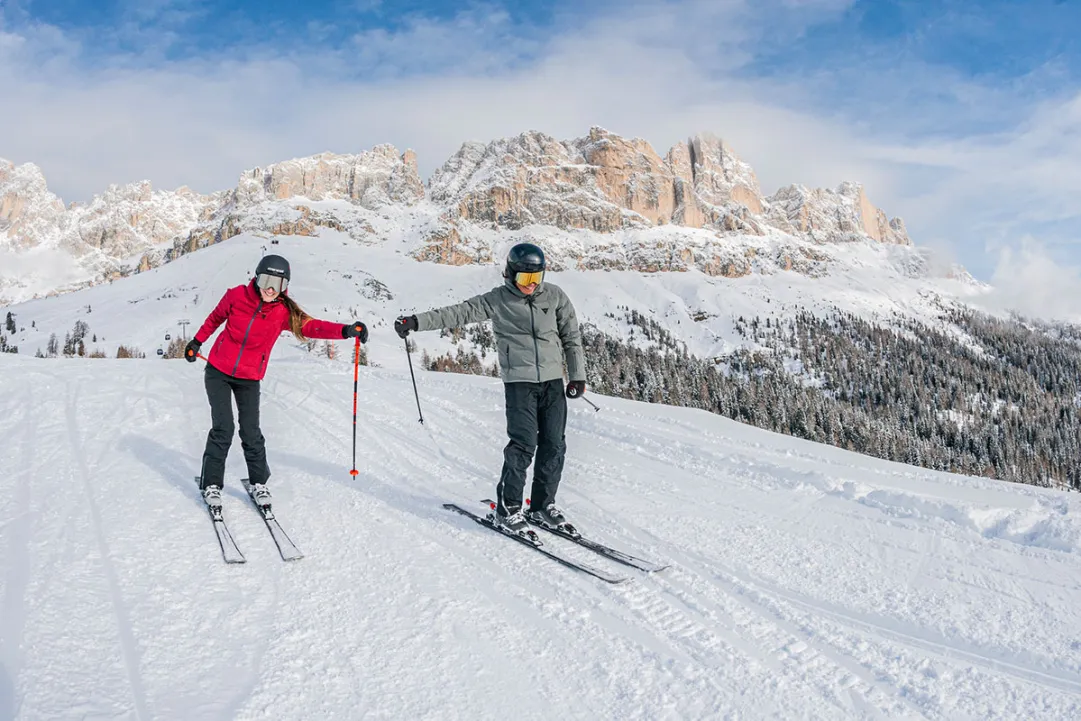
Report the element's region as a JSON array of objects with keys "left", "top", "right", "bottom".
[{"left": 395, "top": 242, "right": 587, "bottom": 535}]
